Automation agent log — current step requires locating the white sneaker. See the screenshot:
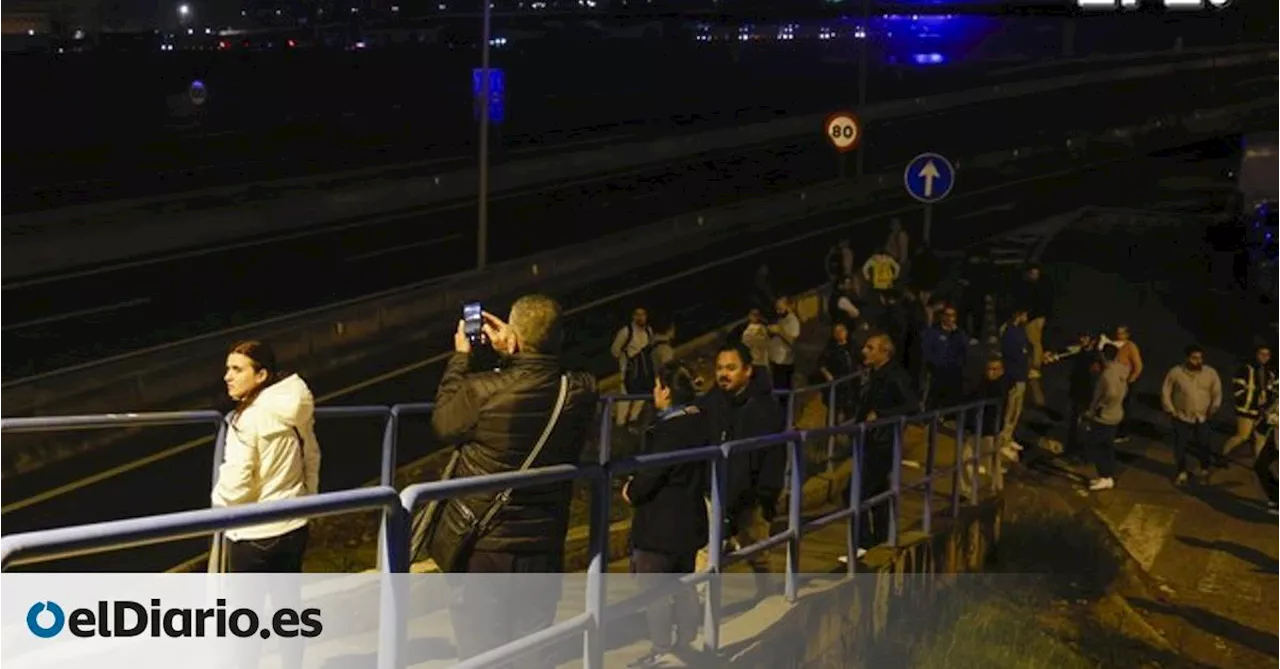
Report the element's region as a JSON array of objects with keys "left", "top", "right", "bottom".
[
  {"left": 902, "top": 459, "right": 922, "bottom": 469},
  {"left": 1088, "top": 477, "right": 1115, "bottom": 491},
  {"left": 836, "top": 548, "right": 869, "bottom": 564}
]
